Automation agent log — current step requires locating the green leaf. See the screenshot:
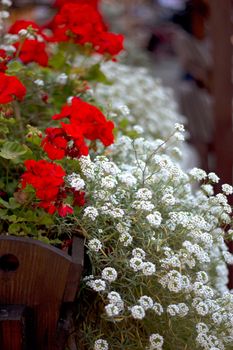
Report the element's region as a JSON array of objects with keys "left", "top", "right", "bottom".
[
  {"left": 49, "top": 52, "right": 69, "bottom": 70},
  {"left": 0, "top": 197, "right": 10, "bottom": 208},
  {"left": 86, "top": 64, "right": 111, "bottom": 84},
  {"left": 6, "top": 60, "right": 24, "bottom": 75},
  {"left": 0, "top": 124, "right": 9, "bottom": 134},
  {"left": 8, "top": 223, "right": 21, "bottom": 234},
  {"left": 0, "top": 141, "right": 29, "bottom": 160}
]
